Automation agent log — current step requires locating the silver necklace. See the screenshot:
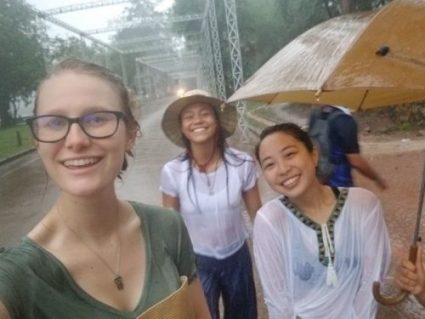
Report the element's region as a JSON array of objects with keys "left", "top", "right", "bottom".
[
  {"left": 204, "top": 158, "right": 220, "bottom": 195},
  {"left": 56, "top": 204, "right": 124, "bottom": 290}
]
